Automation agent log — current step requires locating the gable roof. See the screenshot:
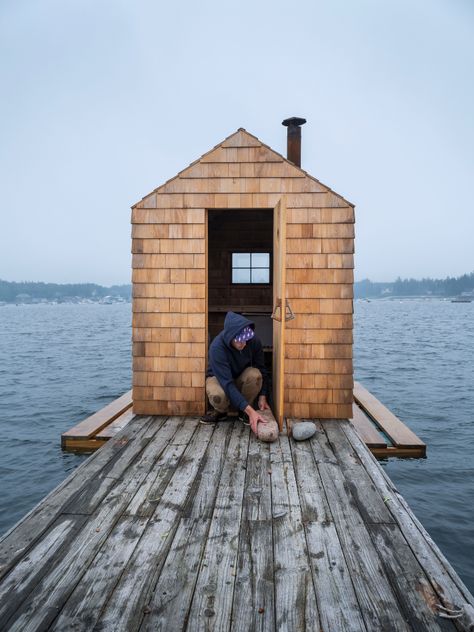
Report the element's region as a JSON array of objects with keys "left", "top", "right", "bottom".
[{"left": 132, "top": 128, "right": 354, "bottom": 208}]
